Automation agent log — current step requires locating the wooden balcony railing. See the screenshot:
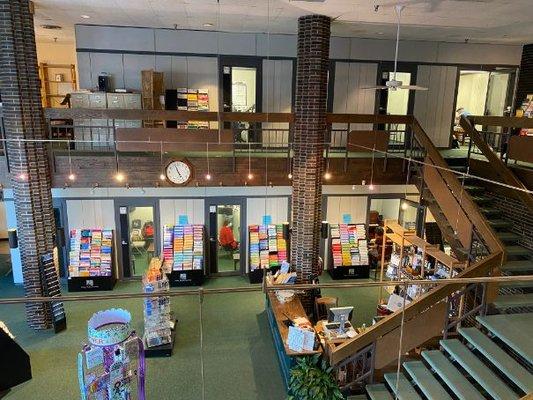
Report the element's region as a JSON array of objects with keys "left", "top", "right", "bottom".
[{"left": 460, "top": 115, "right": 533, "bottom": 212}]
